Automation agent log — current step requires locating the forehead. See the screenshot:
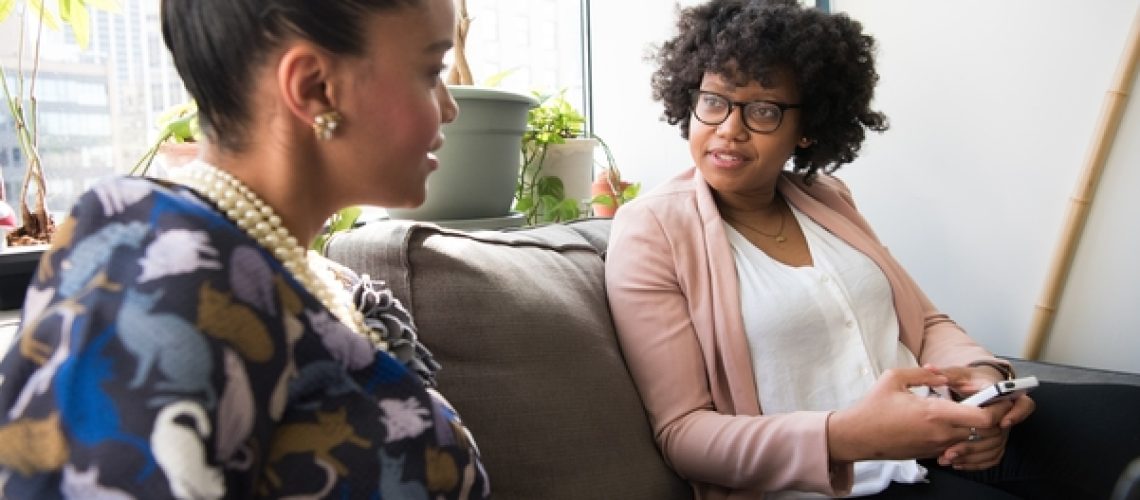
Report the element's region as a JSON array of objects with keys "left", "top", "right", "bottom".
[{"left": 701, "top": 67, "right": 796, "bottom": 93}]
